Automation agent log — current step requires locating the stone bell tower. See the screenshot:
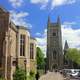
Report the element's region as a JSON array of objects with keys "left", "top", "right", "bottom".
[{"left": 47, "top": 16, "right": 63, "bottom": 71}]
